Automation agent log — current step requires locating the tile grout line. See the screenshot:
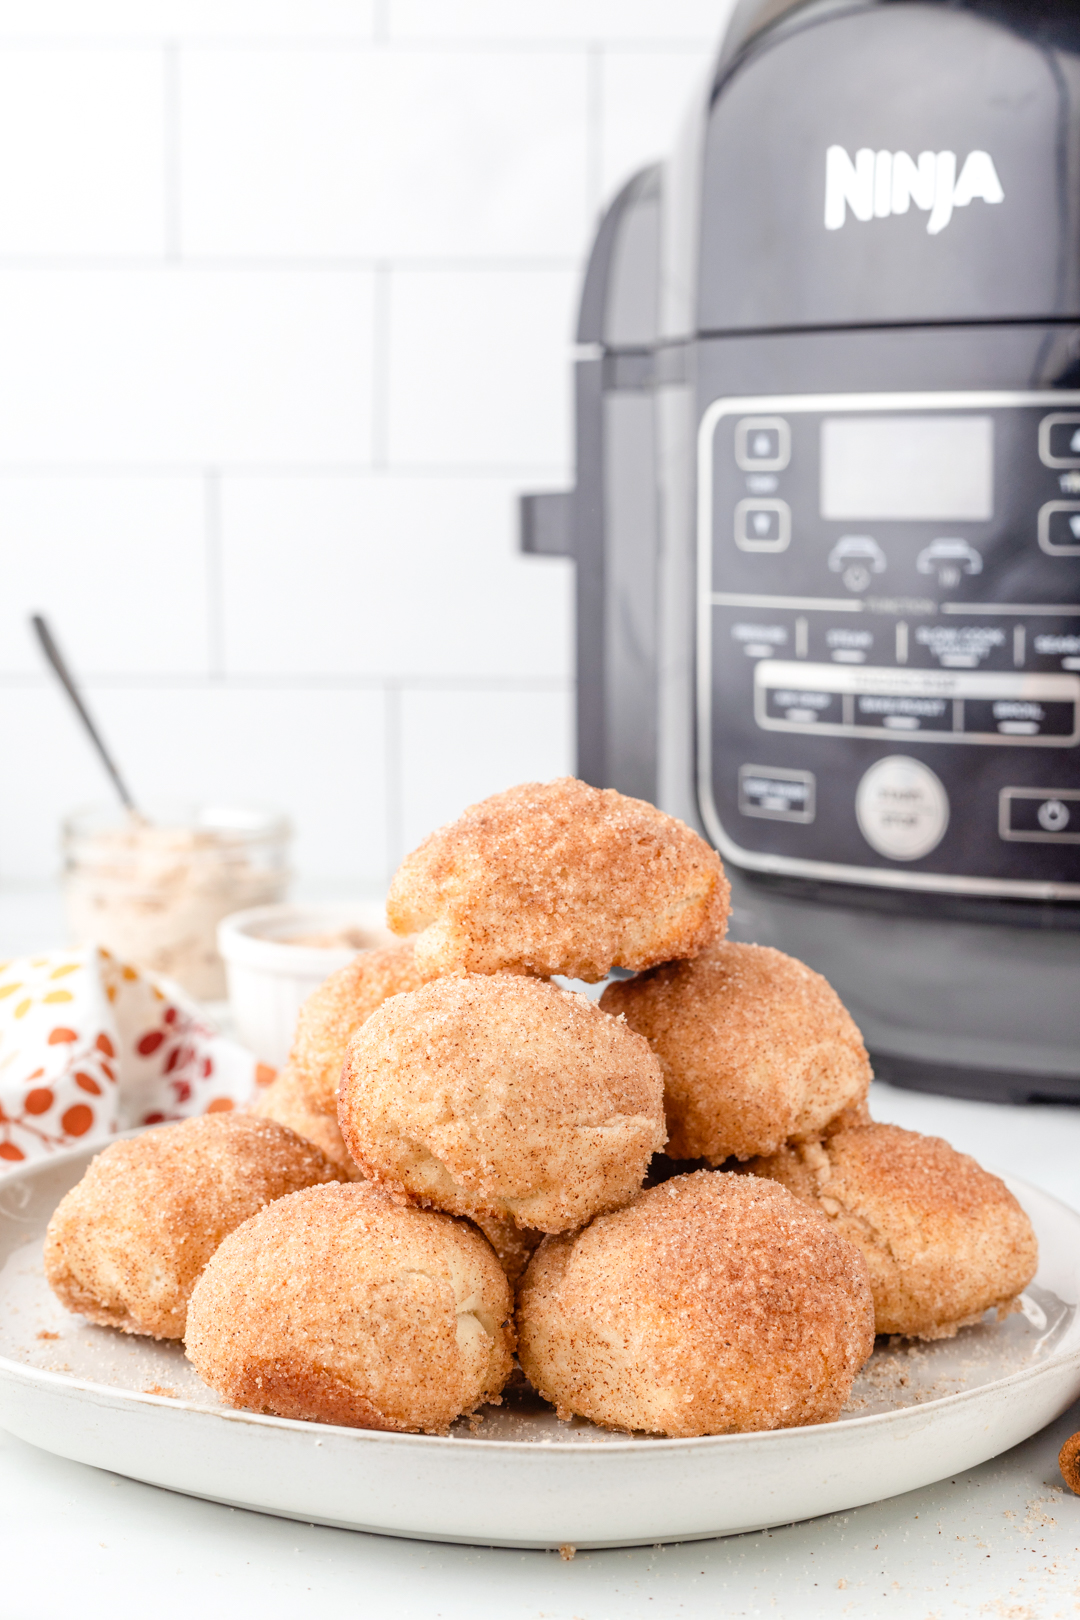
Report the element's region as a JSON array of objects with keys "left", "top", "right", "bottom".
[
  {"left": 162, "top": 40, "right": 182, "bottom": 260},
  {"left": 0, "top": 673, "right": 573, "bottom": 693},
  {"left": 383, "top": 679, "right": 402, "bottom": 881},
  {"left": 0, "top": 33, "right": 716, "bottom": 48},
  {"left": 0, "top": 255, "right": 581, "bottom": 270},
  {"left": 203, "top": 468, "right": 224, "bottom": 679},
  {"left": 0, "top": 462, "right": 570, "bottom": 478}
]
